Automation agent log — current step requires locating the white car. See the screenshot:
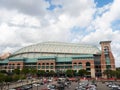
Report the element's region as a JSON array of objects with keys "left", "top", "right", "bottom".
[
  {"left": 32, "top": 83, "right": 40, "bottom": 87},
  {"left": 48, "top": 79, "right": 52, "bottom": 82},
  {"left": 88, "top": 85, "right": 96, "bottom": 90},
  {"left": 47, "top": 84, "right": 56, "bottom": 90}
]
